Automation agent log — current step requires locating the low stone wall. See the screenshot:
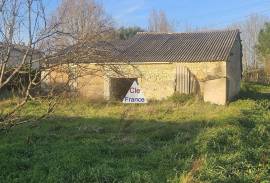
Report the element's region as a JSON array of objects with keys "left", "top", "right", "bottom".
[{"left": 204, "top": 78, "right": 227, "bottom": 105}]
